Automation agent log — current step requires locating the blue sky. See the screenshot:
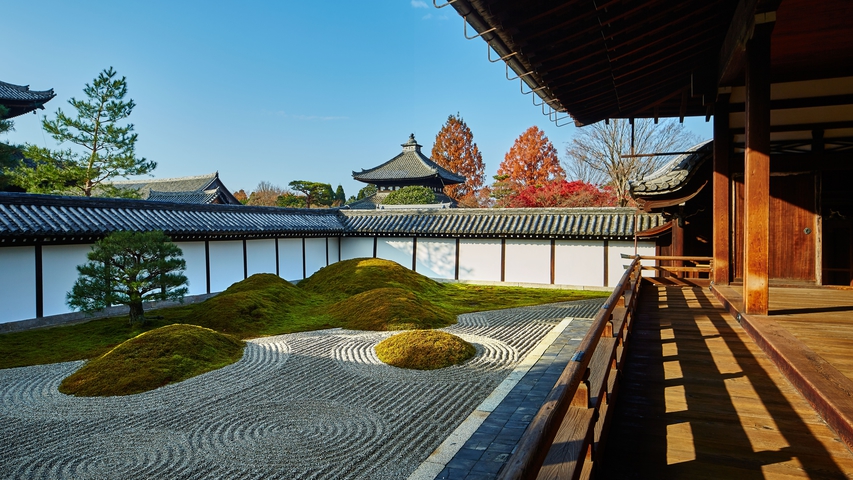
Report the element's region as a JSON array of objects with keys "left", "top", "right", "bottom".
[{"left": 3, "top": 0, "right": 713, "bottom": 198}]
